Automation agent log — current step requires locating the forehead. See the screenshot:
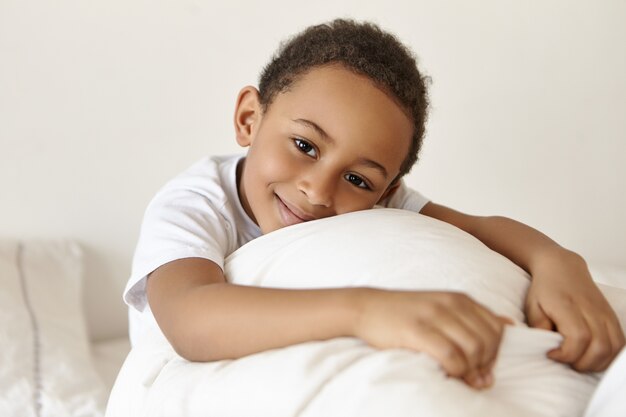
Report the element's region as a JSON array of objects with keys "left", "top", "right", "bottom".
[{"left": 268, "top": 64, "right": 413, "bottom": 161}]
